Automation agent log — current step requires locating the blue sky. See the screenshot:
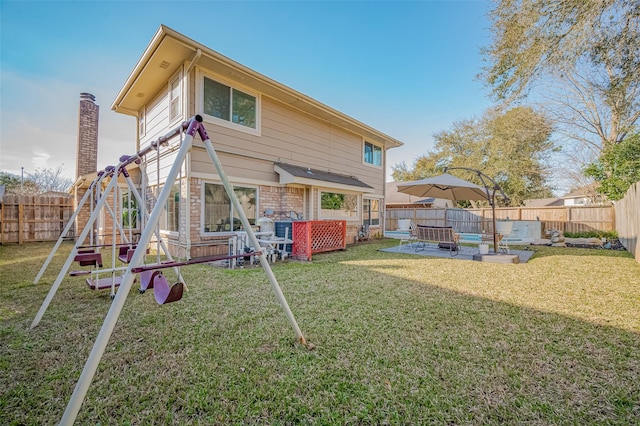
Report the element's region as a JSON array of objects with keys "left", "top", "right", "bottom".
[{"left": 0, "top": 0, "right": 492, "bottom": 182}]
